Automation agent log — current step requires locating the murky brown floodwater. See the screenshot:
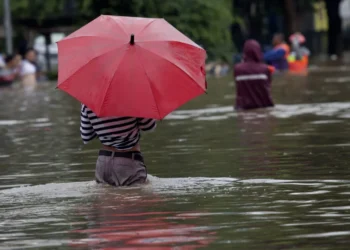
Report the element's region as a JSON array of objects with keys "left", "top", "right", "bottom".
[{"left": 1, "top": 64, "right": 350, "bottom": 250}]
